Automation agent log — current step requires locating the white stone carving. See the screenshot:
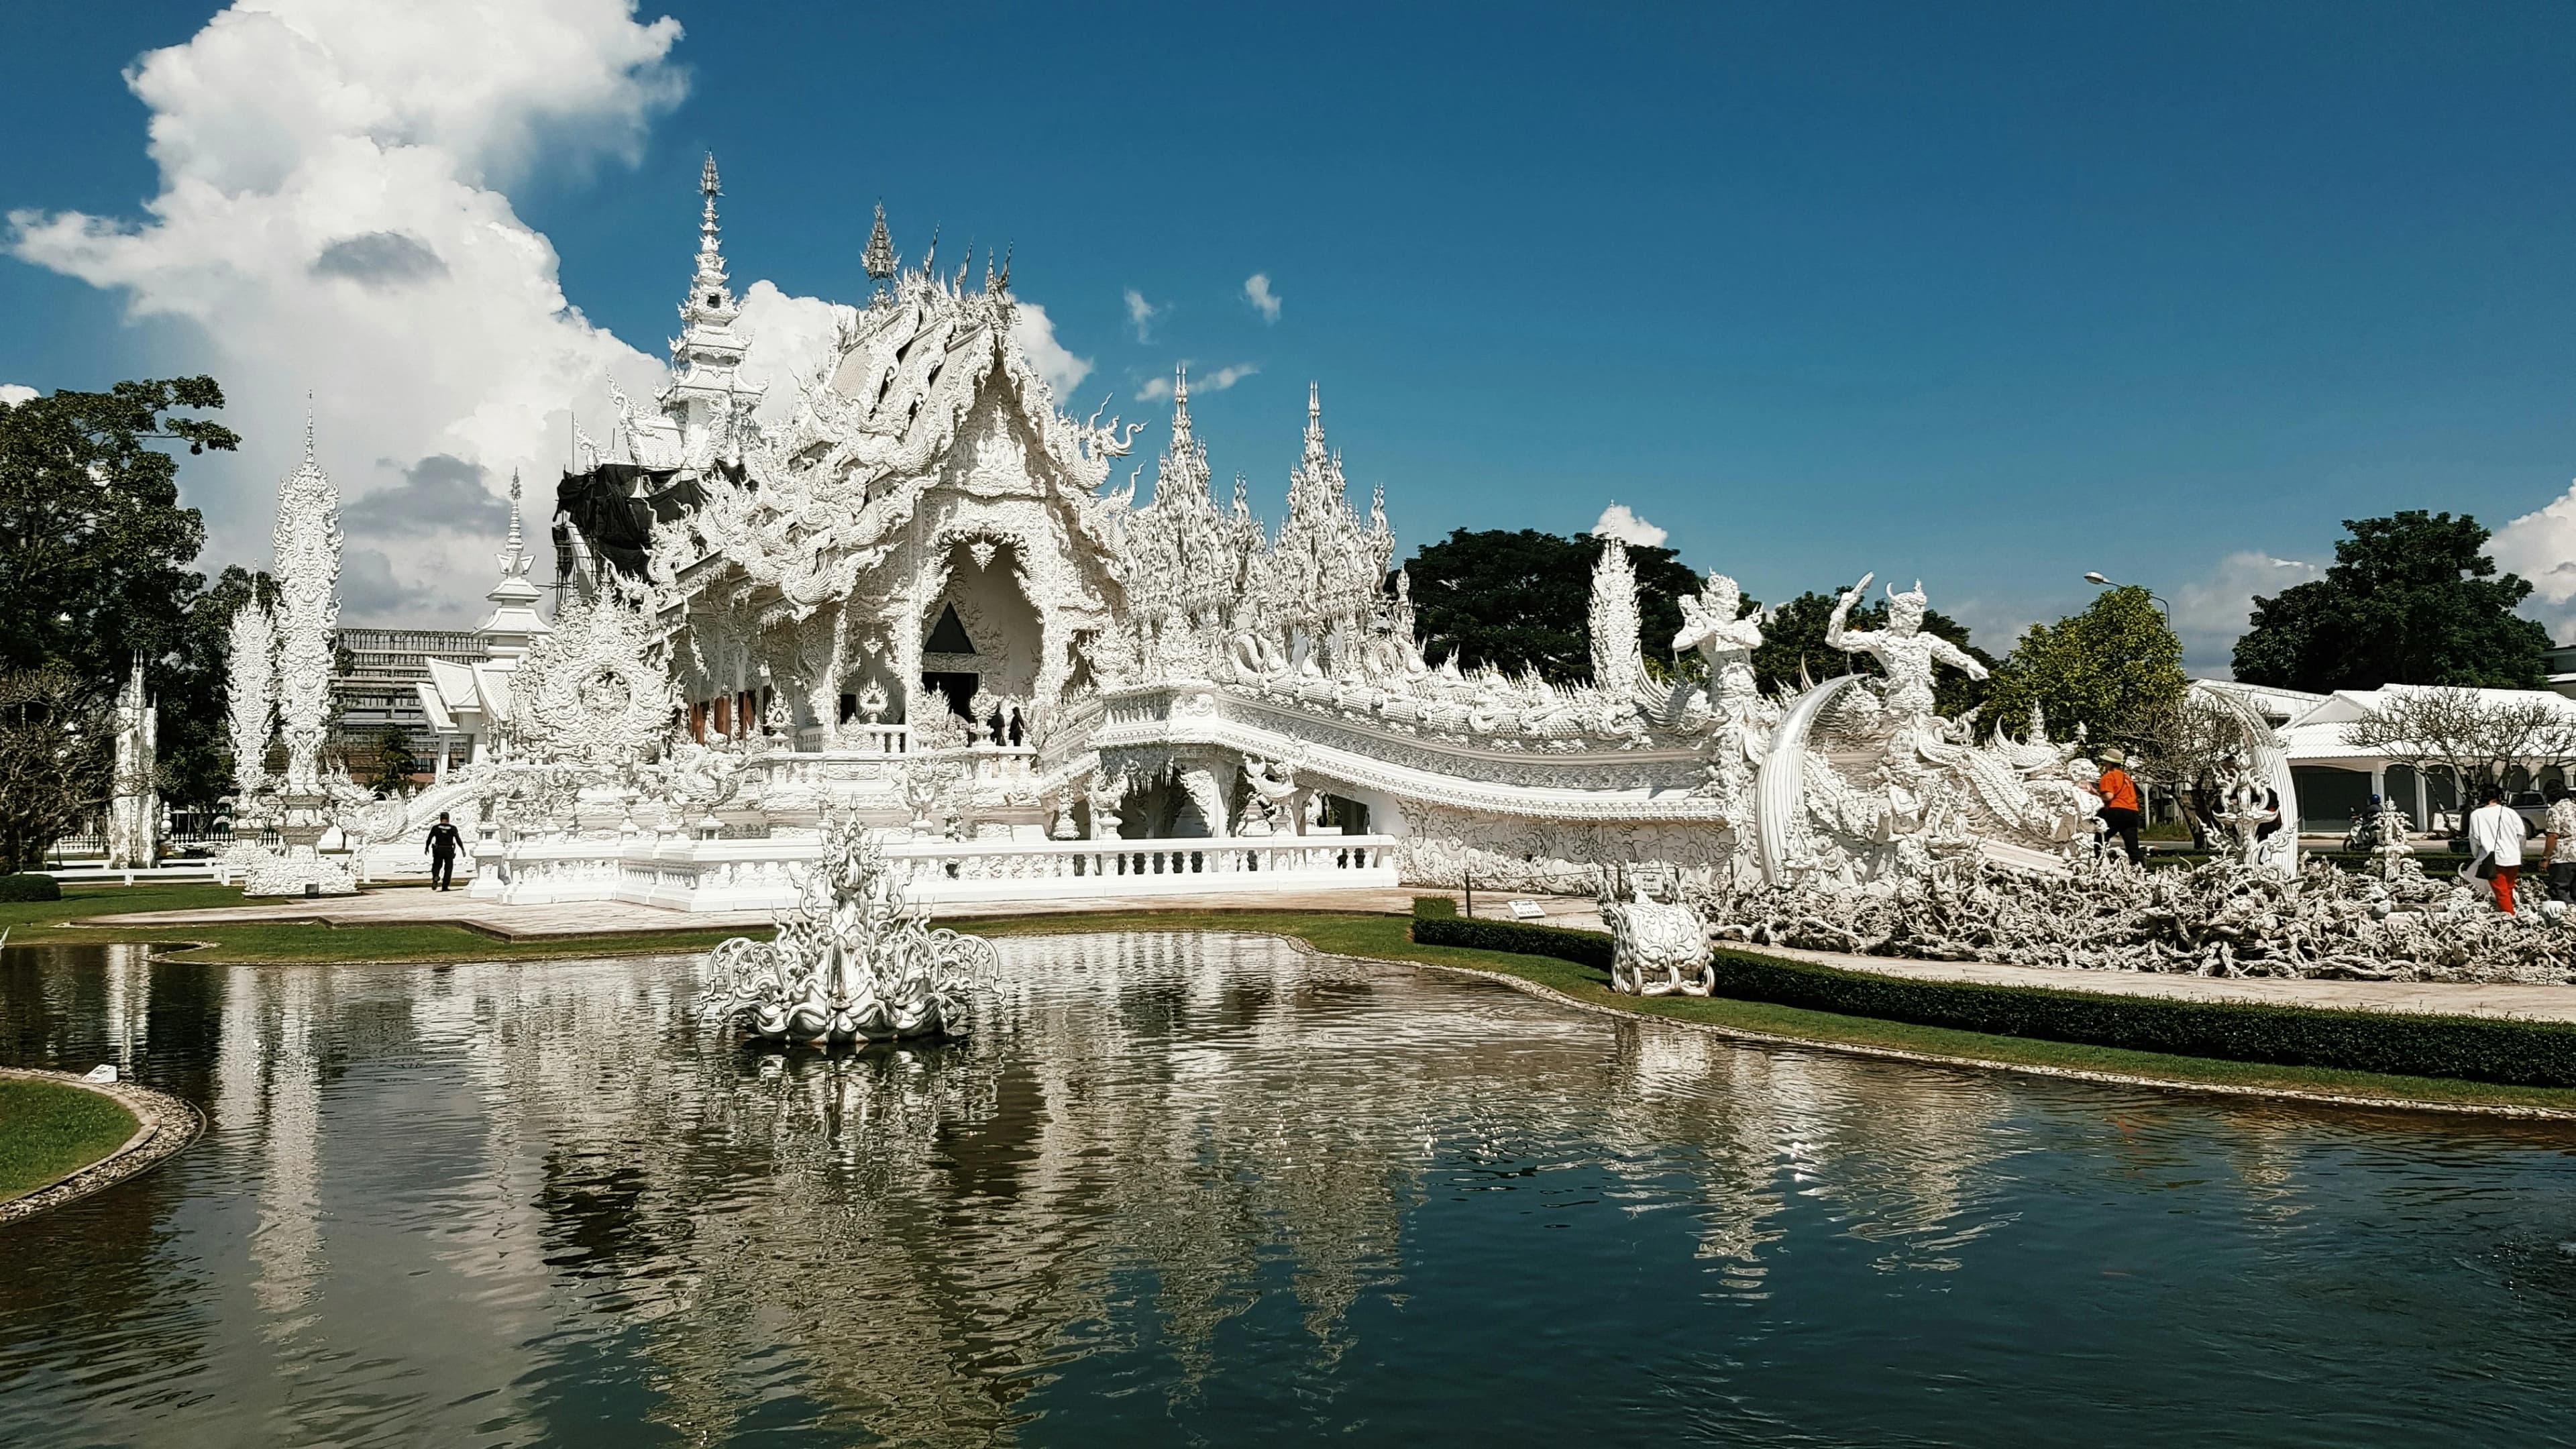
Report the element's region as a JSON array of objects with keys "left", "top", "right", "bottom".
[
  {"left": 271, "top": 428, "right": 340, "bottom": 798},
  {"left": 697, "top": 820, "right": 995, "bottom": 1042},
  {"left": 1601, "top": 870, "right": 1715, "bottom": 996},
  {"left": 225, "top": 600, "right": 275, "bottom": 808},
  {"left": 106, "top": 653, "right": 158, "bottom": 869}
]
